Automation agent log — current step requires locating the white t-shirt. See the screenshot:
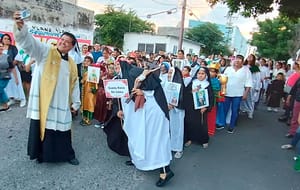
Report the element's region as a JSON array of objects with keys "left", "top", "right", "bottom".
[{"left": 224, "top": 66, "right": 253, "bottom": 97}]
